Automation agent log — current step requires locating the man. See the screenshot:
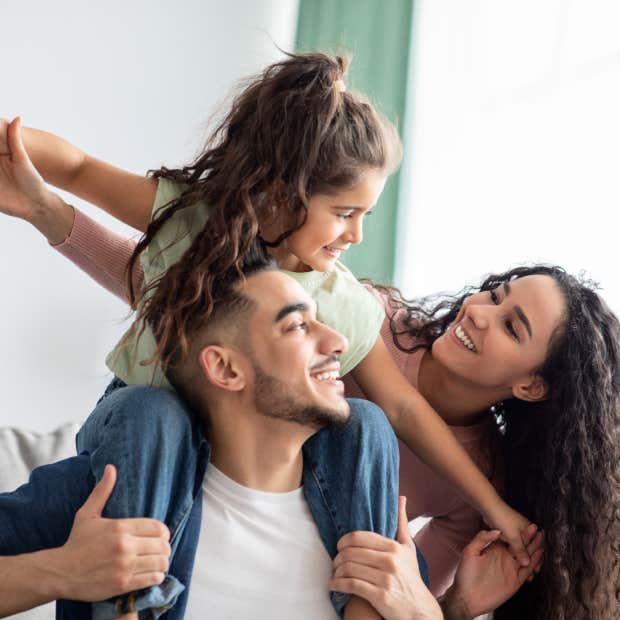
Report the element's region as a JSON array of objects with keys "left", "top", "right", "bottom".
[
  {"left": 0, "top": 258, "right": 542, "bottom": 620},
  {"left": 0, "top": 255, "right": 402, "bottom": 619}
]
